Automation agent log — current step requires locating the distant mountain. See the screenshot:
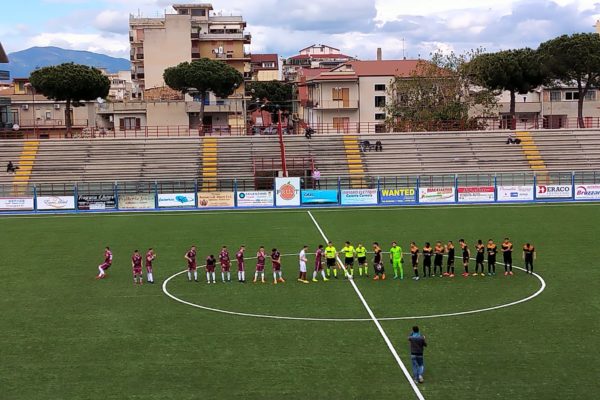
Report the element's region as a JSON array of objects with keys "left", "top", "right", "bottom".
[{"left": 3, "top": 46, "right": 130, "bottom": 80}]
